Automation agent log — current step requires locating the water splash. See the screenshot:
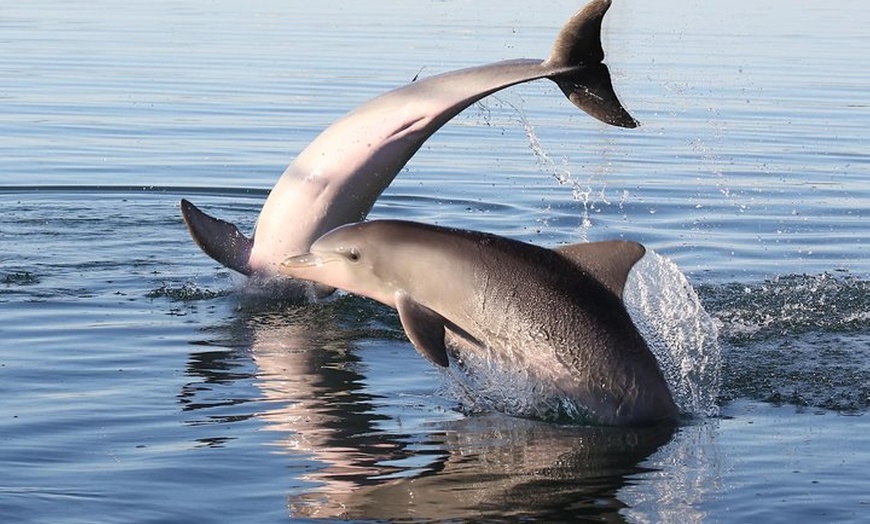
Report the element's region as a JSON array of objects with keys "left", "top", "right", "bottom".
[
  {"left": 624, "top": 251, "right": 722, "bottom": 418},
  {"left": 699, "top": 272, "right": 870, "bottom": 412},
  {"left": 441, "top": 347, "right": 598, "bottom": 425},
  {"left": 699, "top": 272, "right": 869, "bottom": 342},
  {"left": 1, "top": 271, "right": 40, "bottom": 286},
  {"left": 479, "top": 96, "right": 605, "bottom": 240},
  {"left": 146, "top": 281, "right": 230, "bottom": 301},
  {"left": 438, "top": 251, "right": 721, "bottom": 424}
]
